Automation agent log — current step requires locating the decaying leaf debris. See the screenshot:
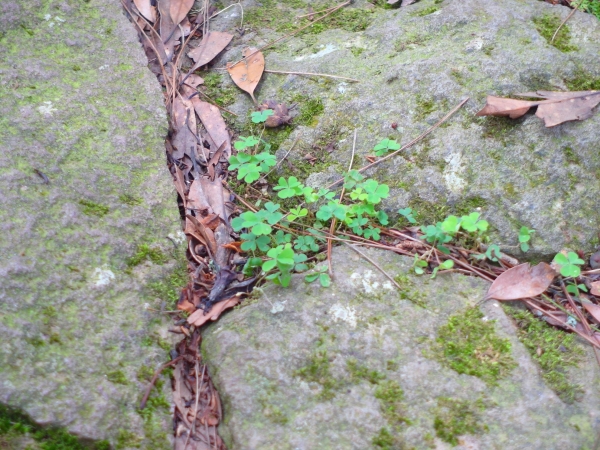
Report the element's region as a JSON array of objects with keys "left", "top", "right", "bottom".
[{"left": 477, "top": 90, "right": 600, "bottom": 127}]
